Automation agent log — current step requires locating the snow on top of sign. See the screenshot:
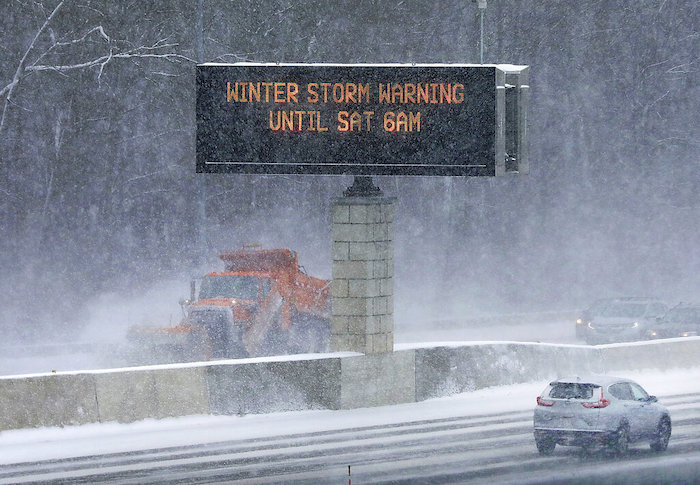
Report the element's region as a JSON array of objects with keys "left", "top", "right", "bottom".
[{"left": 199, "top": 62, "right": 528, "bottom": 71}]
